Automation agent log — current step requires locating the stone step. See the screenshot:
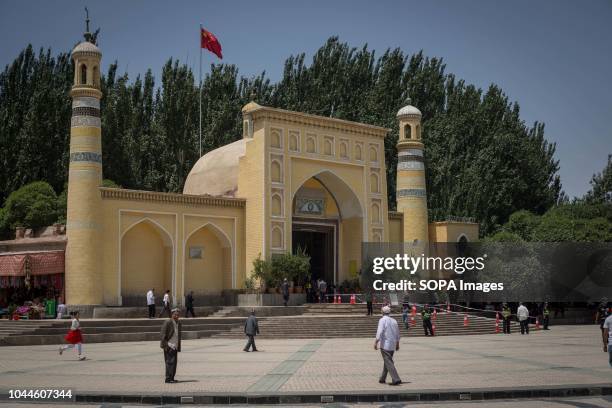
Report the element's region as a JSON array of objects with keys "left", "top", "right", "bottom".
[{"left": 0, "top": 328, "right": 228, "bottom": 346}]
